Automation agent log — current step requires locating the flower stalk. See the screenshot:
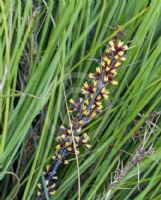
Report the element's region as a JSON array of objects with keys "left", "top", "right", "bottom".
[{"left": 35, "top": 36, "right": 128, "bottom": 199}]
